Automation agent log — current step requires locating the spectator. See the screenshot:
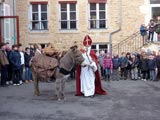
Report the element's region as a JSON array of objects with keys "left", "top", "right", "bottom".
[
  {"left": 136, "top": 53, "right": 141, "bottom": 79},
  {"left": 126, "top": 52, "right": 132, "bottom": 79},
  {"left": 103, "top": 53, "right": 113, "bottom": 81},
  {"left": 156, "top": 50, "right": 160, "bottom": 81},
  {"left": 119, "top": 52, "right": 128, "bottom": 80},
  {"left": 148, "top": 54, "right": 157, "bottom": 81},
  {"left": 30, "top": 44, "right": 35, "bottom": 57},
  {"left": 19, "top": 44, "right": 24, "bottom": 84},
  {"left": 140, "top": 24, "right": 147, "bottom": 45},
  {"left": 9, "top": 45, "right": 21, "bottom": 86},
  {"left": 112, "top": 53, "right": 120, "bottom": 81},
  {"left": 24, "top": 47, "right": 32, "bottom": 83},
  {"left": 140, "top": 54, "right": 148, "bottom": 81},
  {"left": 130, "top": 53, "right": 139, "bottom": 80},
  {"left": 0, "top": 43, "right": 9, "bottom": 87},
  {"left": 98, "top": 50, "right": 105, "bottom": 79},
  {"left": 148, "top": 19, "right": 156, "bottom": 42},
  {"left": 5, "top": 42, "right": 12, "bottom": 85},
  {"left": 5, "top": 42, "right": 11, "bottom": 52}
]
